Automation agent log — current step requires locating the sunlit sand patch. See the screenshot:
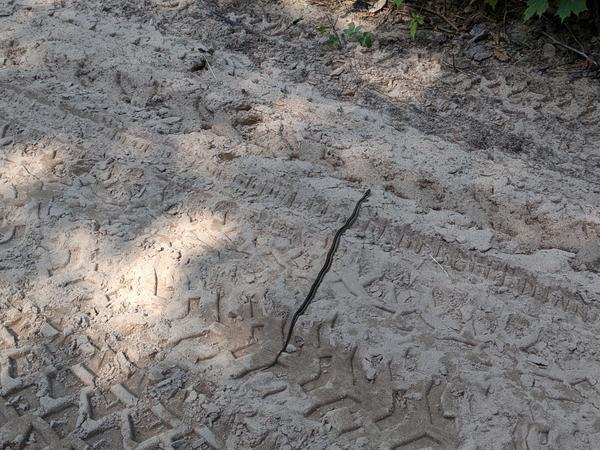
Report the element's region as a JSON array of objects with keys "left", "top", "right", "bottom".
[
  {"left": 96, "top": 212, "right": 238, "bottom": 317},
  {"left": 21, "top": 210, "right": 237, "bottom": 366}
]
